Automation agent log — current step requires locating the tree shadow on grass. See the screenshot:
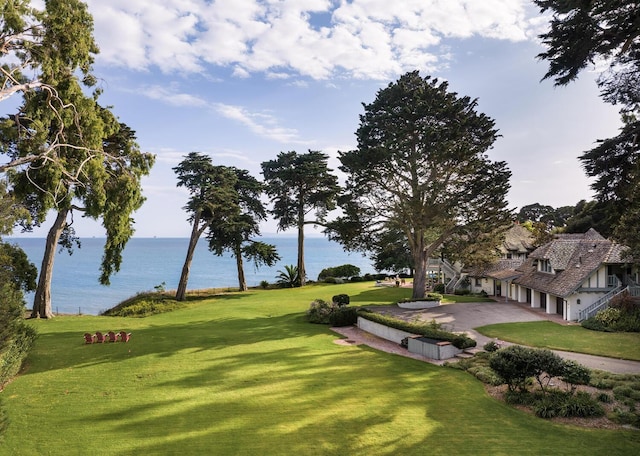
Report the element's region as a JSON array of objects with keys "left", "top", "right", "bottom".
[{"left": 21, "top": 312, "right": 327, "bottom": 375}]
